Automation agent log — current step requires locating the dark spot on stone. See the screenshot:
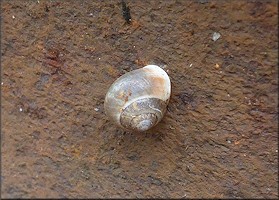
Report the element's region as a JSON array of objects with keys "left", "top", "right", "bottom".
[
  {"left": 127, "top": 153, "right": 139, "bottom": 161},
  {"left": 31, "top": 130, "right": 41, "bottom": 140},
  {"left": 35, "top": 73, "right": 50, "bottom": 91},
  {"left": 147, "top": 175, "right": 163, "bottom": 186}
]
